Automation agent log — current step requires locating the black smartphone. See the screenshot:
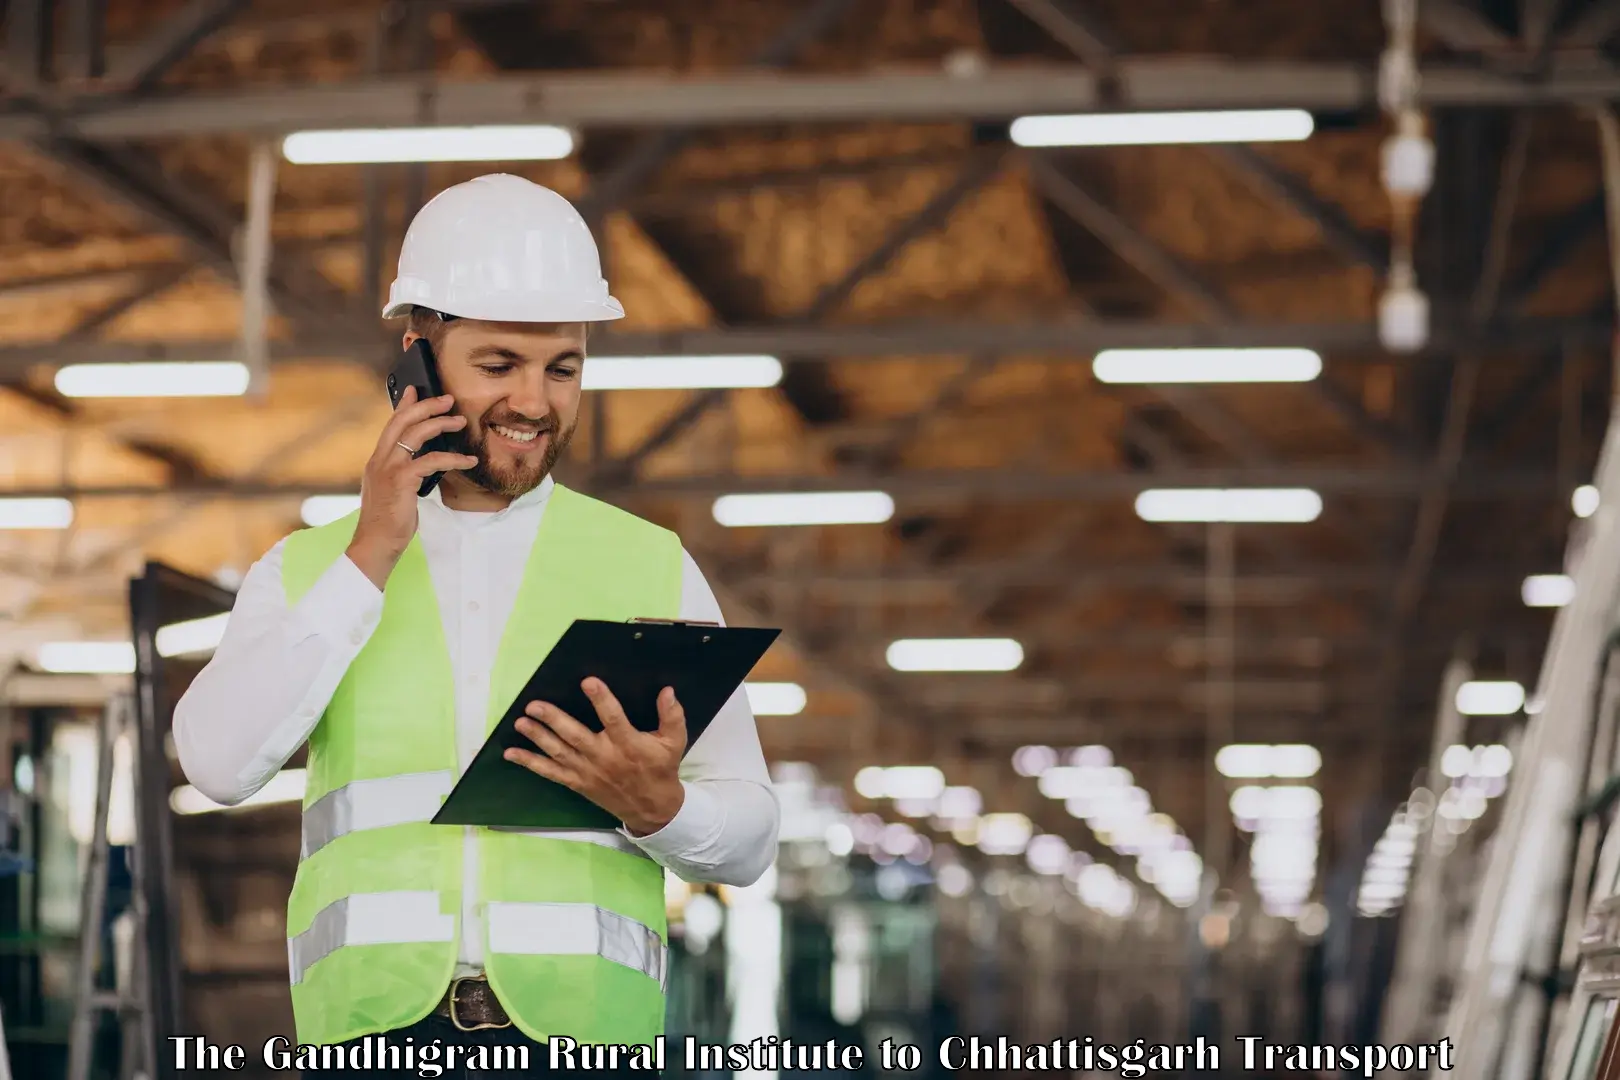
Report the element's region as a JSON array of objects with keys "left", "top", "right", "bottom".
[{"left": 386, "top": 338, "right": 455, "bottom": 497}]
